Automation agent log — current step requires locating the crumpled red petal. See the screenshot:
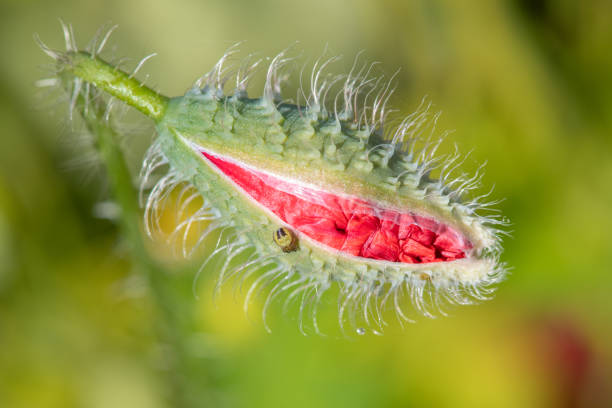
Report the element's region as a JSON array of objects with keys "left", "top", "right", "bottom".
[{"left": 202, "top": 151, "right": 471, "bottom": 263}]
